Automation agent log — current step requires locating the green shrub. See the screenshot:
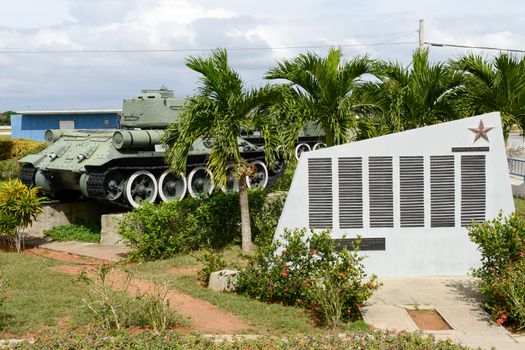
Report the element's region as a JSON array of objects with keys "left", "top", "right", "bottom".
[
  {"left": 197, "top": 250, "right": 226, "bottom": 286},
  {"left": 0, "top": 159, "right": 19, "bottom": 181},
  {"left": 468, "top": 212, "right": 525, "bottom": 329},
  {"left": 119, "top": 190, "right": 267, "bottom": 261},
  {"left": 0, "top": 140, "right": 12, "bottom": 160},
  {"left": 15, "top": 329, "right": 474, "bottom": 350},
  {"left": 0, "top": 180, "right": 45, "bottom": 252},
  {"left": 254, "top": 191, "right": 286, "bottom": 247},
  {"left": 269, "top": 163, "right": 296, "bottom": 192},
  {"left": 44, "top": 221, "right": 101, "bottom": 243},
  {"left": 236, "top": 228, "right": 380, "bottom": 326},
  {"left": 10, "top": 138, "right": 47, "bottom": 159}
]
